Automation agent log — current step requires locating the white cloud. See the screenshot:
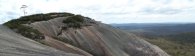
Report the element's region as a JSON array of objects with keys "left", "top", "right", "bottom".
[{"left": 0, "top": 0, "right": 195, "bottom": 24}]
